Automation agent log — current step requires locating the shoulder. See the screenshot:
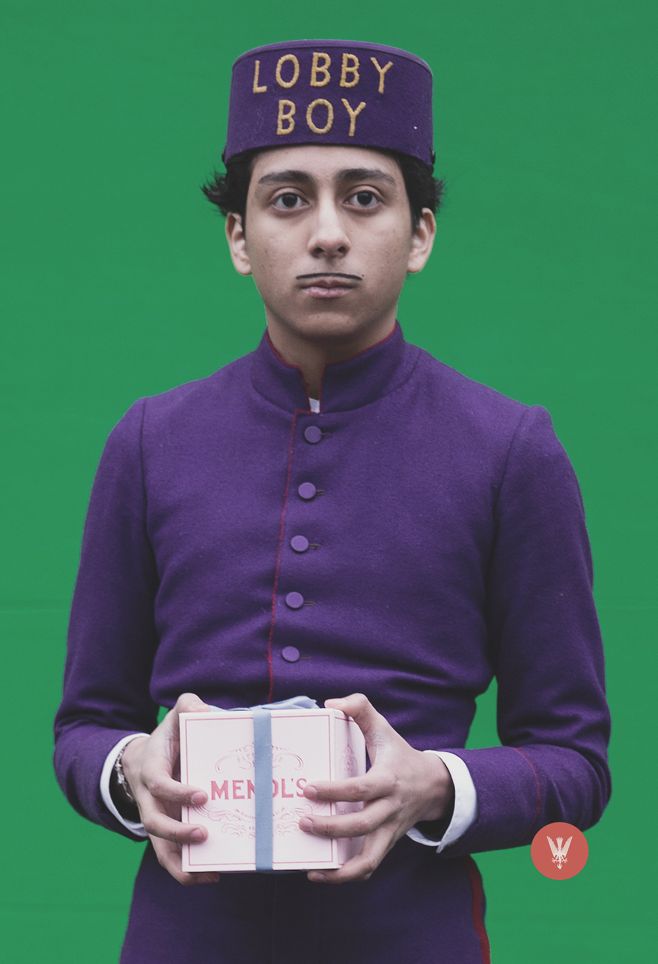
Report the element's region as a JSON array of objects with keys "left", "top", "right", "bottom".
[
  {"left": 411, "top": 345, "right": 575, "bottom": 490},
  {"left": 143, "top": 352, "right": 251, "bottom": 419},
  {"left": 412, "top": 344, "right": 549, "bottom": 444},
  {"left": 107, "top": 351, "right": 253, "bottom": 440}
]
